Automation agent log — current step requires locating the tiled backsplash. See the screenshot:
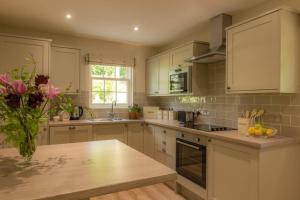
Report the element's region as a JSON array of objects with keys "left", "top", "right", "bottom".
[{"left": 153, "top": 62, "right": 300, "bottom": 137}]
